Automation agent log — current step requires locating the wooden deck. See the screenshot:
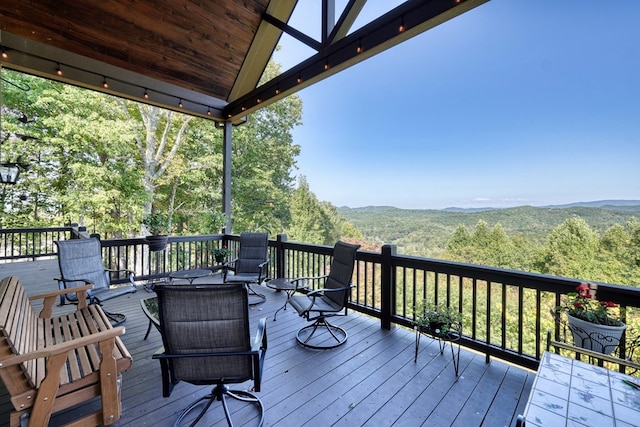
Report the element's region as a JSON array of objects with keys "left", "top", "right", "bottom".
[{"left": 0, "top": 260, "right": 534, "bottom": 427}]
